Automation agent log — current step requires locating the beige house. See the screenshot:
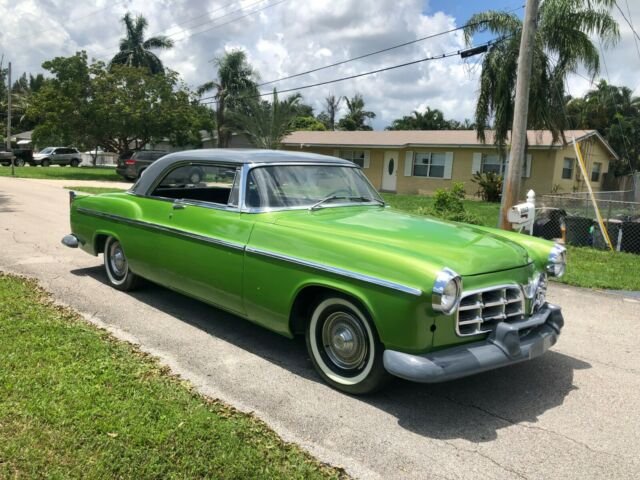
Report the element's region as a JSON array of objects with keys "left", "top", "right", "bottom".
[{"left": 281, "top": 130, "right": 617, "bottom": 195}]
